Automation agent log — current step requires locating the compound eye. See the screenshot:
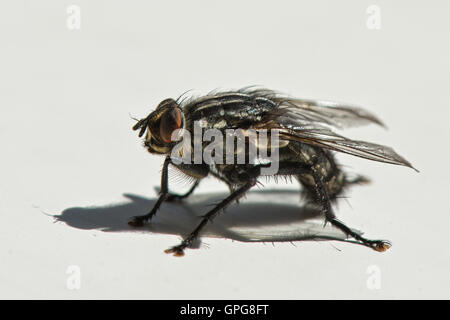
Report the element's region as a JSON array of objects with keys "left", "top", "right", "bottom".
[{"left": 159, "top": 108, "right": 182, "bottom": 143}]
